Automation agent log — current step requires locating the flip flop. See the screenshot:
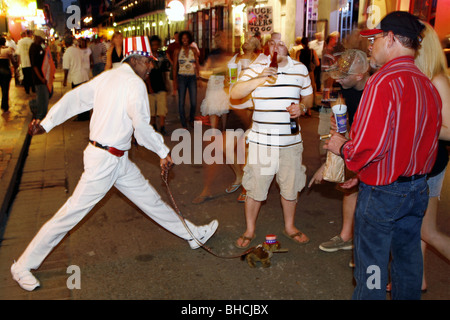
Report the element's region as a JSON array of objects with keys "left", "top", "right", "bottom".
[
  {"left": 191, "top": 195, "right": 215, "bottom": 204},
  {"left": 225, "top": 183, "right": 242, "bottom": 194},
  {"left": 282, "top": 230, "right": 310, "bottom": 245},
  {"left": 237, "top": 192, "right": 247, "bottom": 203},
  {"left": 234, "top": 234, "right": 256, "bottom": 249}
]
